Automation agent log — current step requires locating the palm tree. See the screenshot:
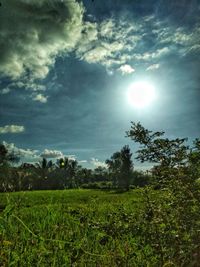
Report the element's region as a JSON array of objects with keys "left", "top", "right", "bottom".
[{"left": 106, "top": 145, "right": 133, "bottom": 190}]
